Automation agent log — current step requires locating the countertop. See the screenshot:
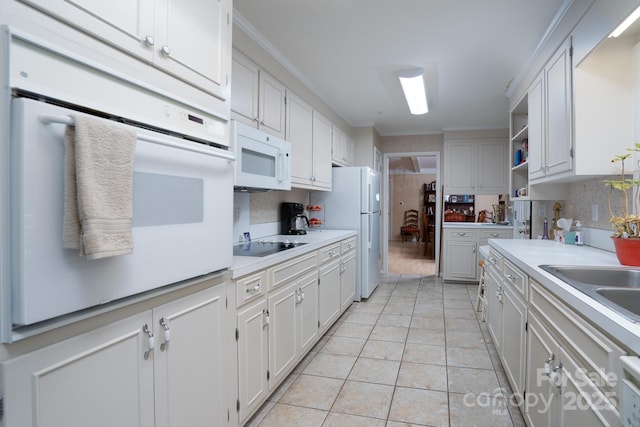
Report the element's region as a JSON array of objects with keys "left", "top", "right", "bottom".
[
  {"left": 443, "top": 222, "right": 512, "bottom": 229},
  {"left": 230, "top": 229, "right": 357, "bottom": 279},
  {"left": 488, "top": 239, "right": 640, "bottom": 354}
]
